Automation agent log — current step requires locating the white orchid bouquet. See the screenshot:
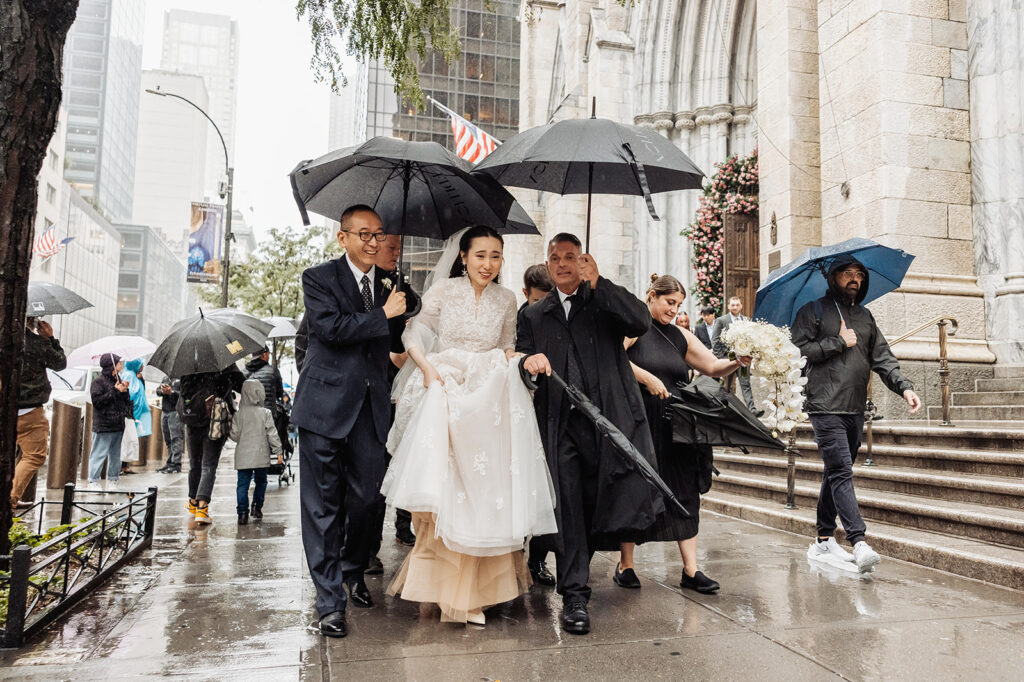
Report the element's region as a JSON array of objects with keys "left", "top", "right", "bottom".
[{"left": 723, "top": 319, "right": 809, "bottom": 436}]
